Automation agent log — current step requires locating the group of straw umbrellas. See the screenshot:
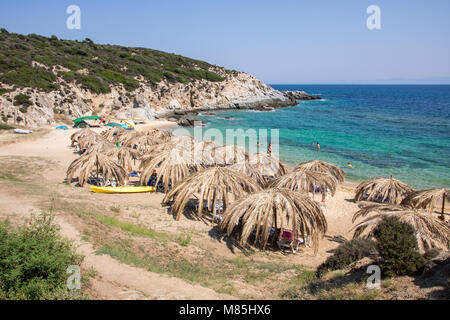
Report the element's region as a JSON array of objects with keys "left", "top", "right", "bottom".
[{"left": 66, "top": 127, "right": 450, "bottom": 253}]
